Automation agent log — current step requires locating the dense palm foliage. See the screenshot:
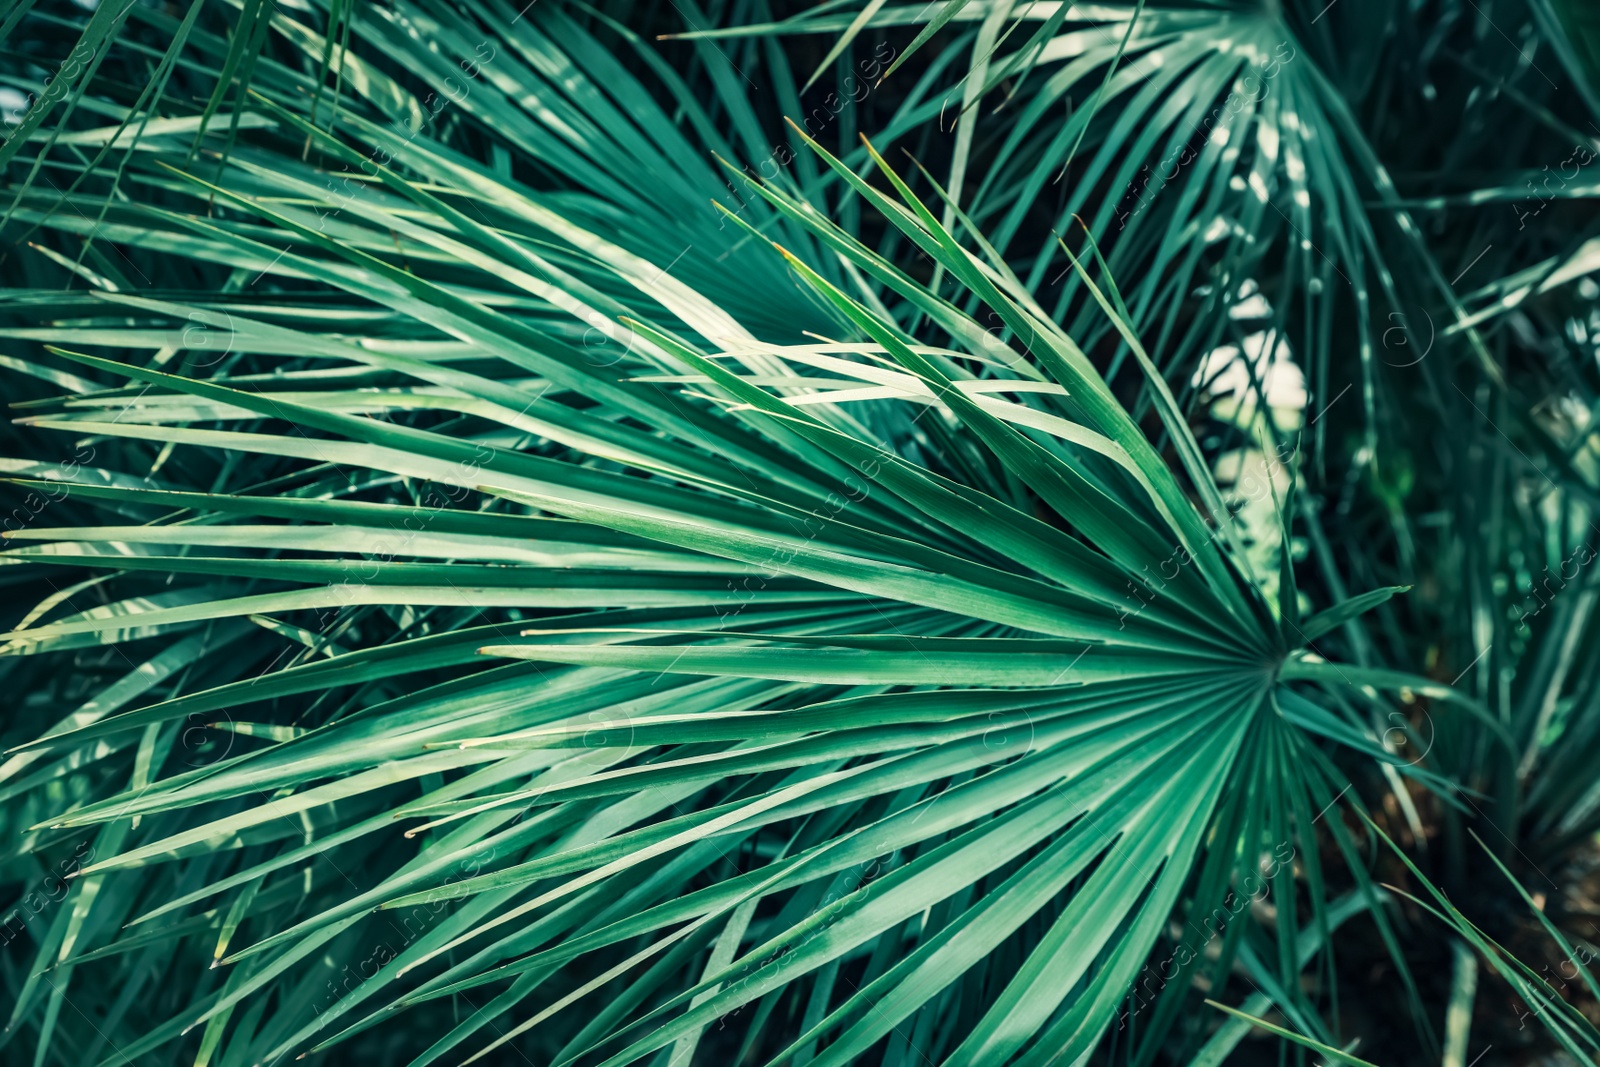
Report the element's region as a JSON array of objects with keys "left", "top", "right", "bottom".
[{"left": 2, "top": 1, "right": 1600, "bottom": 1065}]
